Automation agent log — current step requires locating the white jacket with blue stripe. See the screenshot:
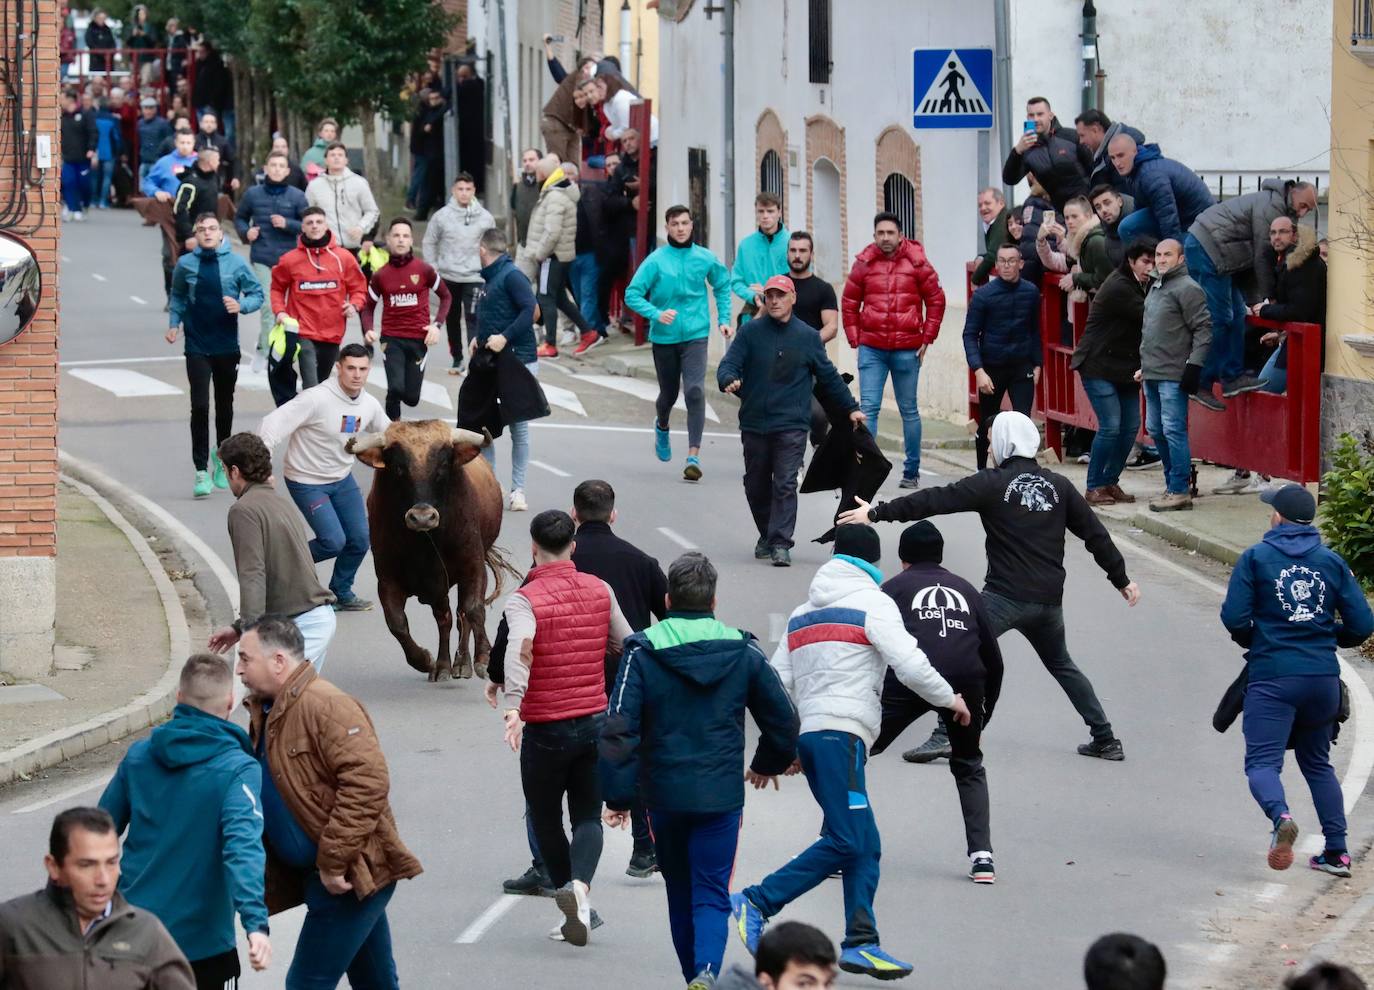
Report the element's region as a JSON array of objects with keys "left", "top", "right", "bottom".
[{"left": 772, "top": 556, "right": 955, "bottom": 748}]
